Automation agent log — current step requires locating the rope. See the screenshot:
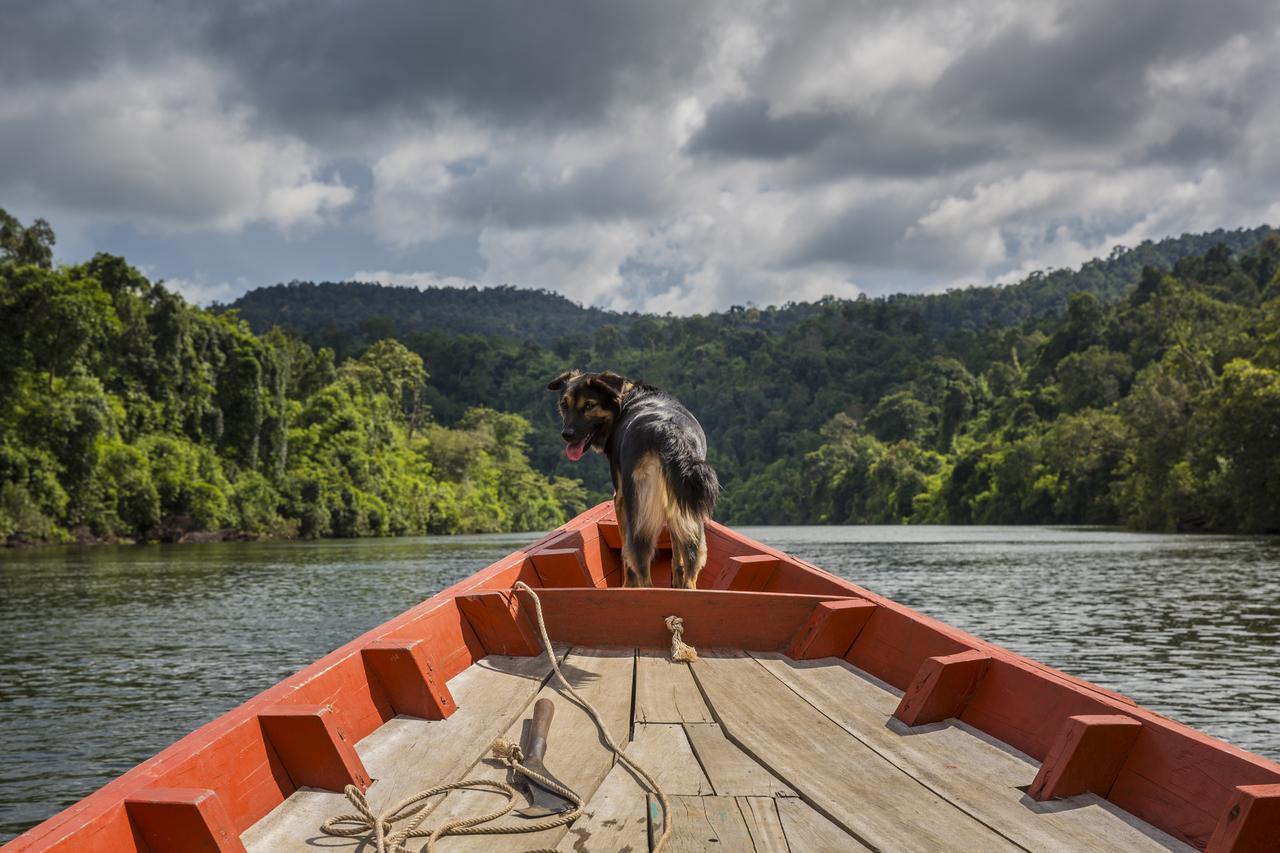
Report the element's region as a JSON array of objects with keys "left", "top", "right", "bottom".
[
  {"left": 512, "top": 581, "right": 679, "bottom": 852},
  {"left": 665, "top": 615, "right": 698, "bottom": 662},
  {"left": 318, "top": 580, "right": 689, "bottom": 851}
]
